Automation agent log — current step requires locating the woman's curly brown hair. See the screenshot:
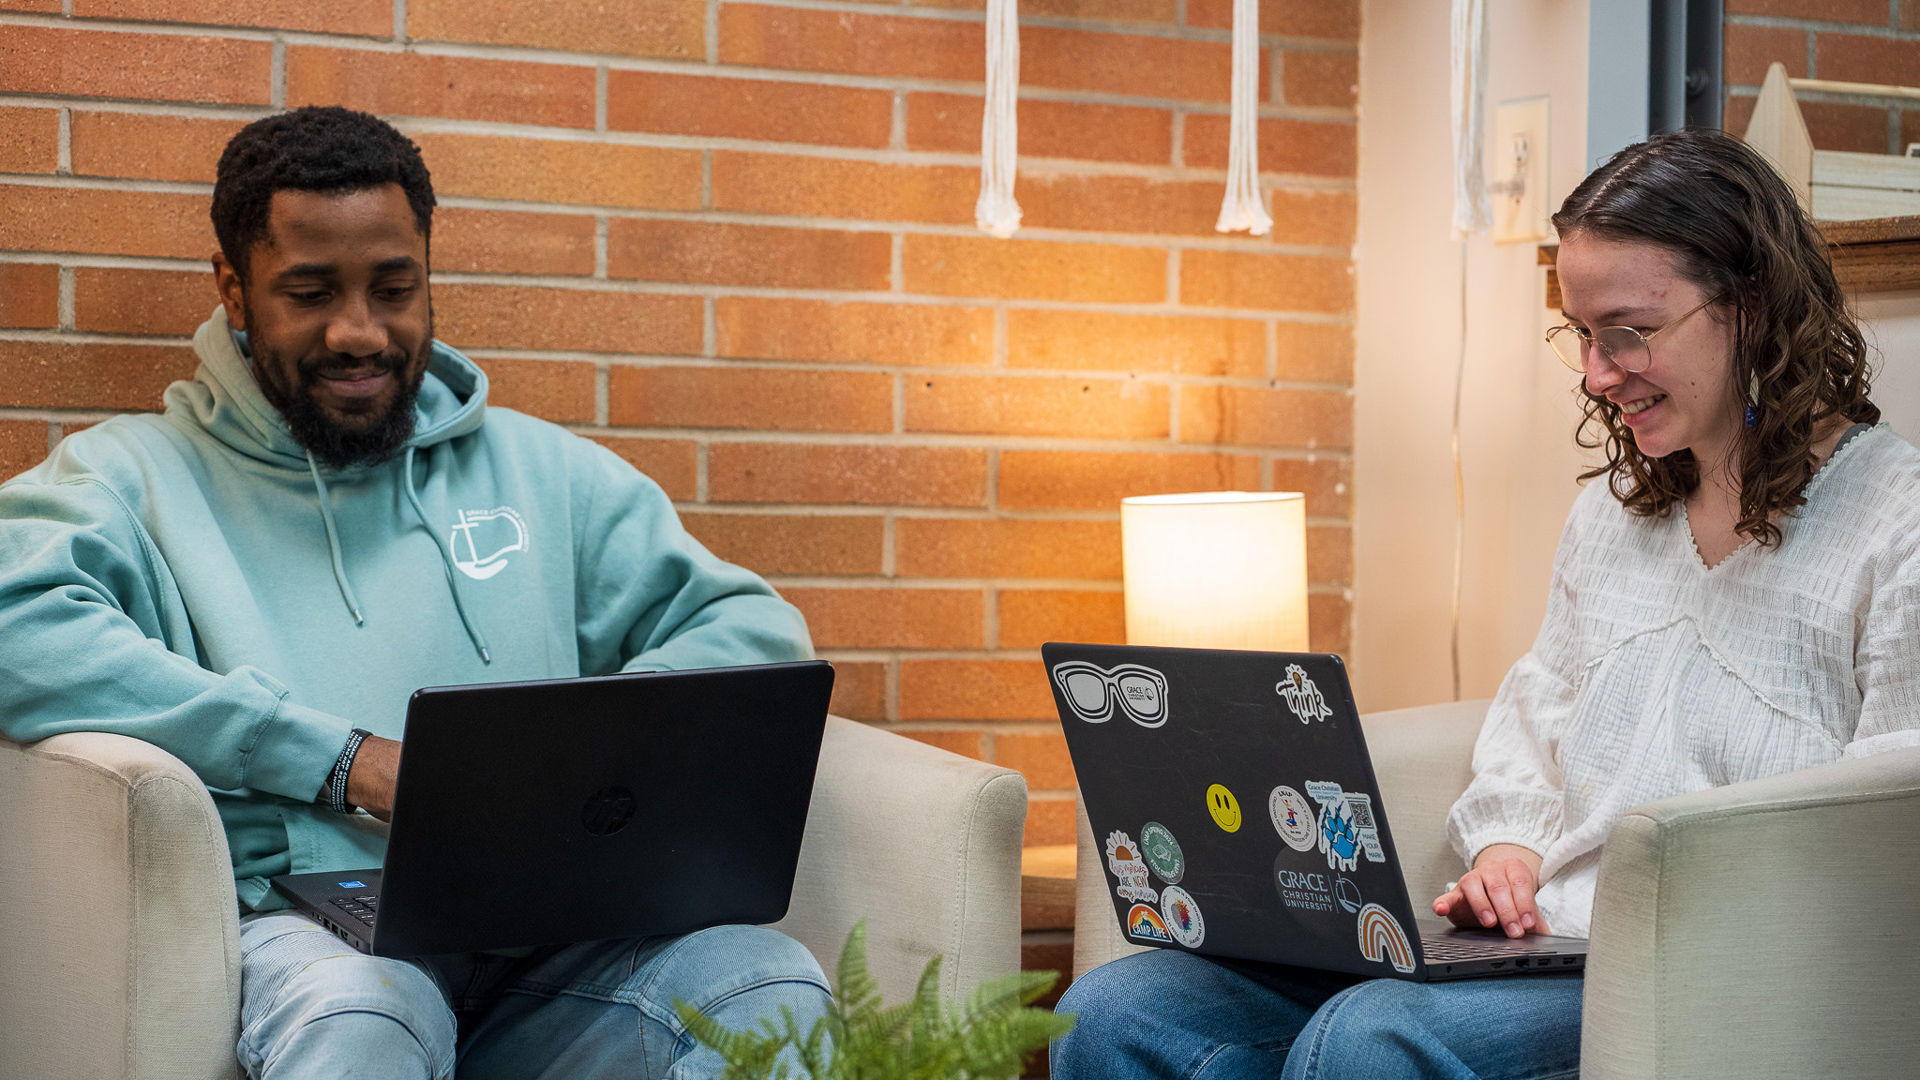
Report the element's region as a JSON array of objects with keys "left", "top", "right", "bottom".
[{"left": 1552, "top": 128, "right": 1877, "bottom": 547}]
